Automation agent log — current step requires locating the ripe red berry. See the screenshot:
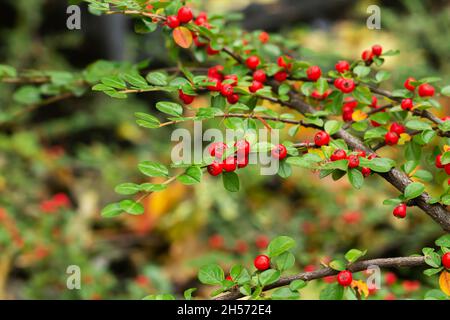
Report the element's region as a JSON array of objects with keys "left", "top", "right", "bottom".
[
  {"left": 442, "top": 252, "right": 450, "bottom": 269},
  {"left": 195, "top": 12, "right": 208, "bottom": 26},
  {"left": 223, "top": 74, "right": 238, "bottom": 86},
  {"left": 371, "top": 44, "right": 383, "bottom": 56},
  {"left": 347, "top": 155, "right": 360, "bottom": 168},
  {"left": 371, "top": 96, "right": 378, "bottom": 108},
  {"left": 178, "top": 89, "right": 195, "bottom": 104},
  {"left": 389, "top": 122, "right": 405, "bottom": 135},
  {"left": 335, "top": 60, "right": 350, "bottom": 73},
  {"left": 418, "top": 83, "right": 435, "bottom": 97},
  {"left": 274, "top": 71, "right": 288, "bottom": 82},
  {"left": 255, "top": 235, "right": 269, "bottom": 249},
  {"left": 220, "top": 83, "right": 234, "bottom": 97},
  {"left": 206, "top": 44, "right": 220, "bottom": 55},
  {"left": 225, "top": 275, "right": 233, "bottom": 281},
  {"left": 334, "top": 77, "right": 345, "bottom": 90},
  {"left": 361, "top": 167, "right": 371, "bottom": 177},
  {"left": 271, "top": 144, "right": 287, "bottom": 160},
  {"left": 445, "top": 163, "right": 450, "bottom": 175},
  {"left": 254, "top": 254, "right": 271, "bottom": 271},
  {"left": 436, "top": 154, "right": 444, "bottom": 169},
  {"left": 246, "top": 56, "right": 260, "bottom": 69},
  {"left": 401, "top": 98, "right": 413, "bottom": 111},
  {"left": 259, "top": 31, "right": 269, "bottom": 43},
  {"left": 235, "top": 140, "right": 250, "bottom": 155},
  {"left": 385, "top": 131, "right": 399, "bottom": 146},
  {"left": 177, "top": 6, "right": 193, "bottom": 23},
  {"left": 337, "top": 270, "right": 353, "bottom": 287},
  {"left": 404, "top": 77, "right": 416, "bottom": 91},
  {"left": 361, "top": 49, "right": 374, "bottom": 62},
  {"left": 277, "top": 56, "right": 292, "bottom": 70},
  {"left": 236, "top": 154, "right": 249, "bottom": 169},
  {"left": 249, "top": 80, "right": 264, "bottom": 93},
  {"left": 330, "top": 149, "right": 347, "bottom": 162},
  {"left": 227, "top": 93, "right": 240, "bottom": 104},
  {"left": 207, "top": 162, "right": 223, "bottom": 176},
  {"left": 314, "top": 131, "right": 330, "bottom": 146},
  {"left": 222, "top": 156, "right": 237, "bottom": 172},
  {"left": 339, "top": 78, "right": 355, "bottom": 93},
  {"left": 253, "top": 69, "right": 267, "bottom": 83},
  {"left": 167, "top": 15, "right": 180, "bottom": 28},
  {"left": 206, "top": 78, "right": 222, "bottom": 91},
  {"left": 208, "top": 142, "right": 227, "bottom": 159},
  {"left": 393, "top": 203, "right": 407, "bottom": 219},
  {"left": 385, "top": 272, "right": 397, "bottom": 286},
  {"left": 342, "top": 111, "right": 353, "bottom": 122},
  {"left": 306, "top": 66, "right": 321, "bottom": 81}
]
